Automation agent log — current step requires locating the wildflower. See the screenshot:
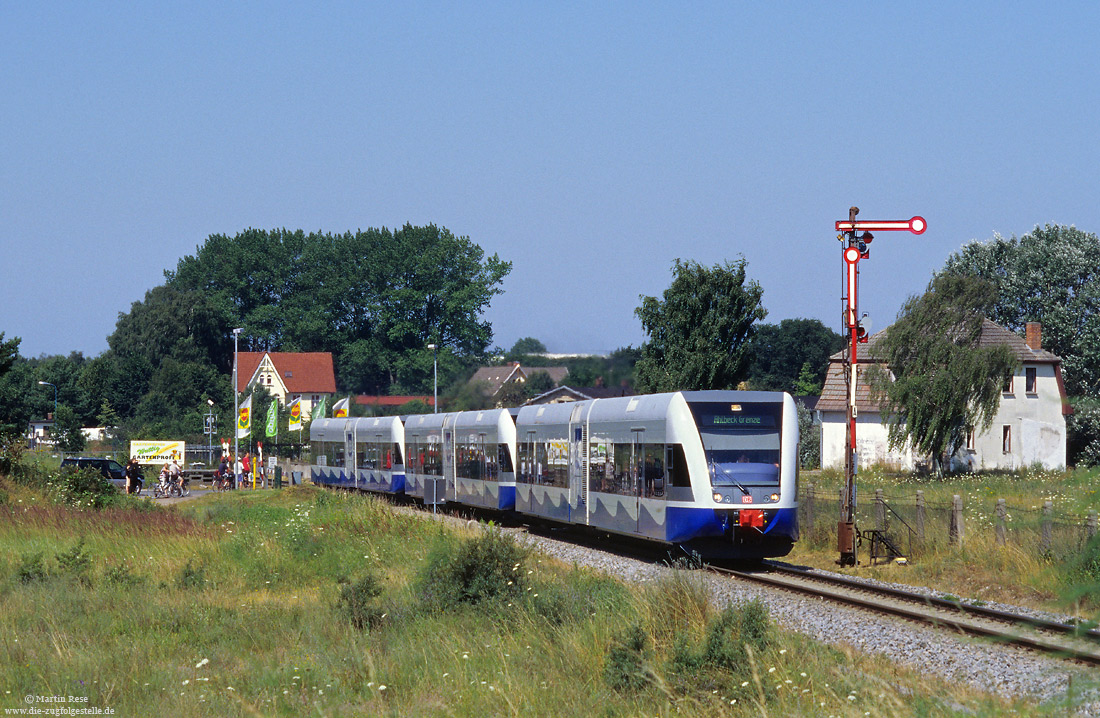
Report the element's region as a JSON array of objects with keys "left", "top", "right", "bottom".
[
  {"left": 196, "top": 658, "right": 210, "bottom": 669},
  {"left": 182, "top": 680, "right": 190, "bottom": 685}
]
